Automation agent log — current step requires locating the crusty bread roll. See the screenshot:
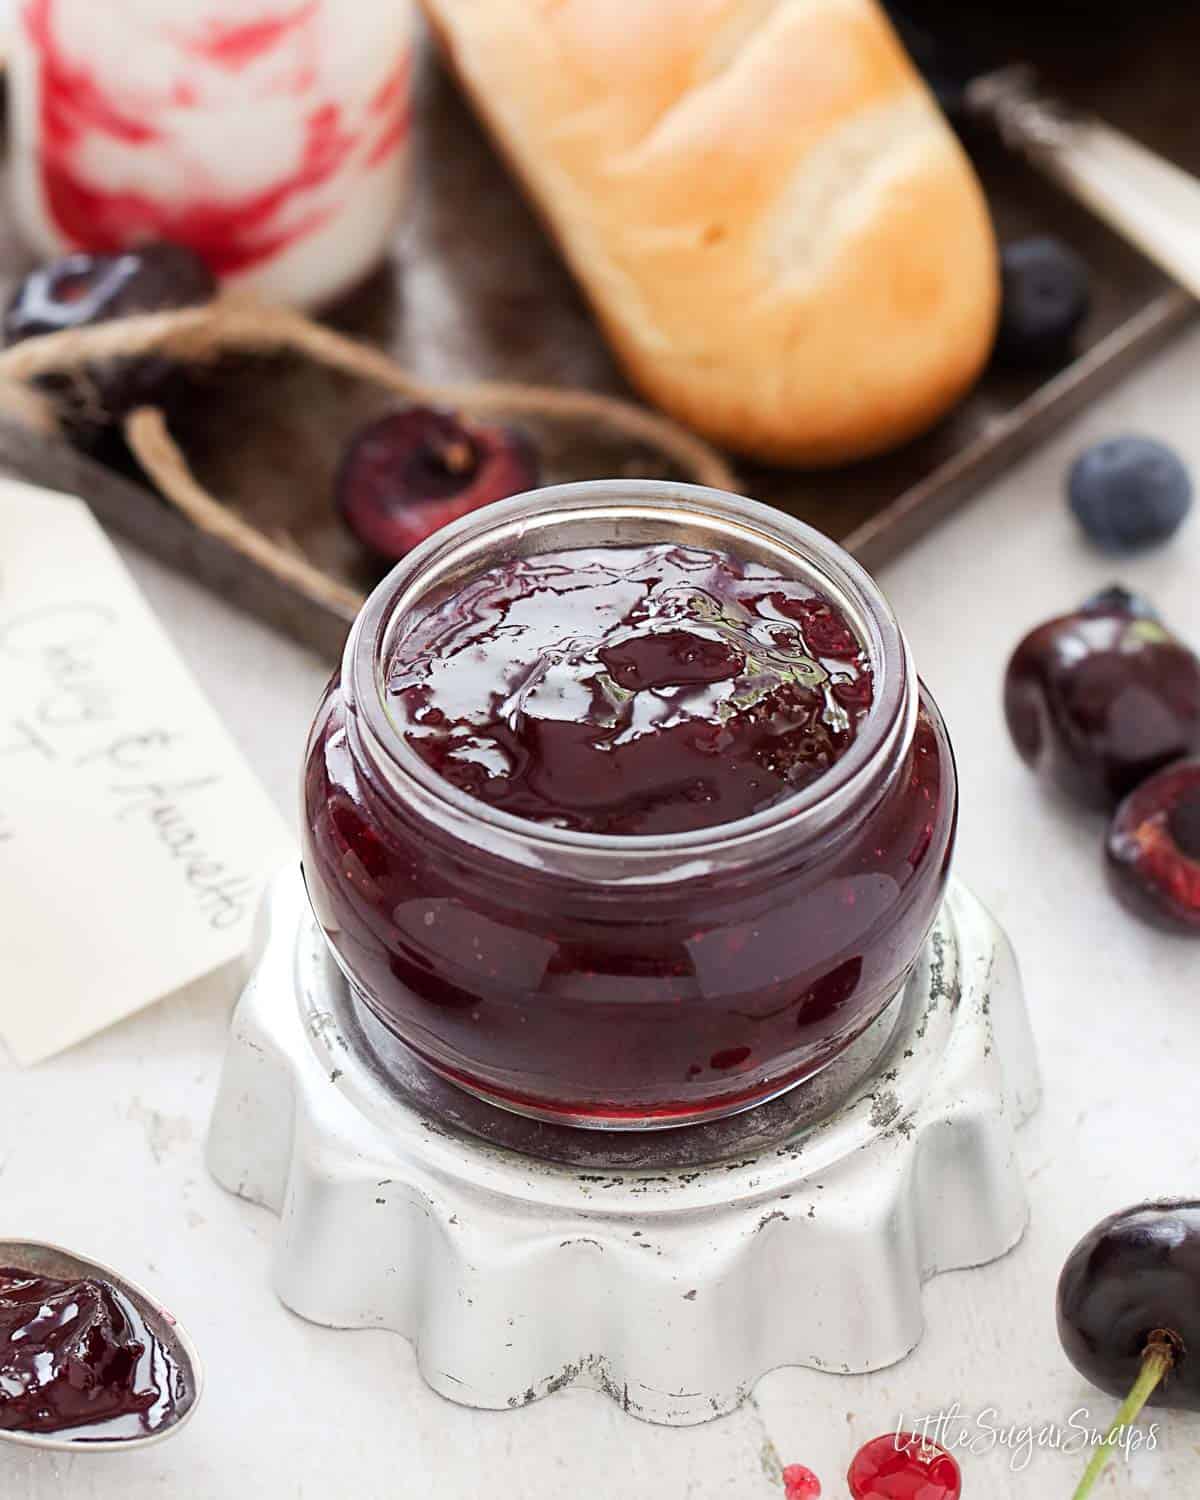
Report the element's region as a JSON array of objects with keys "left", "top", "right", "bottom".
[{"left": 418, "top": 0, "right": 999, "bottom": 466}]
